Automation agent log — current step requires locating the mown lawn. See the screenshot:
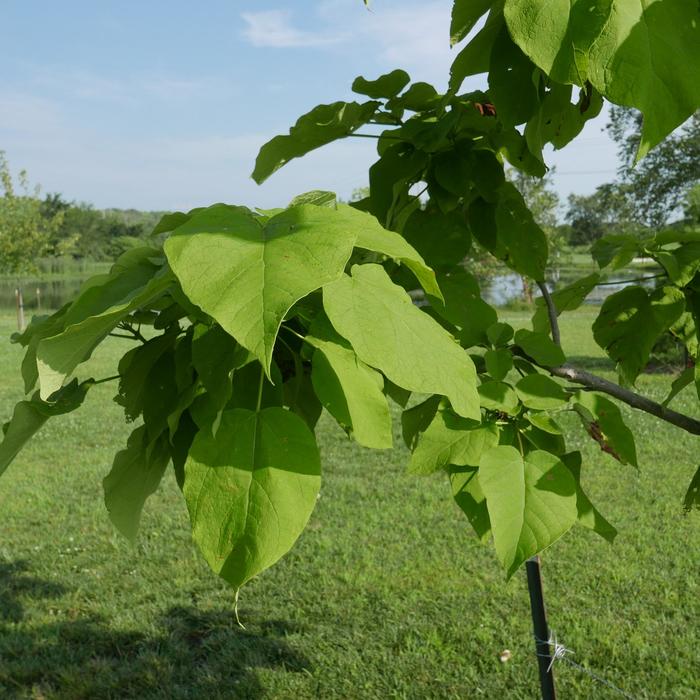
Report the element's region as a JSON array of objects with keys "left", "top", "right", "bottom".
[{"left": 0, "top": 308, "right": 698, "bottom": 699}]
